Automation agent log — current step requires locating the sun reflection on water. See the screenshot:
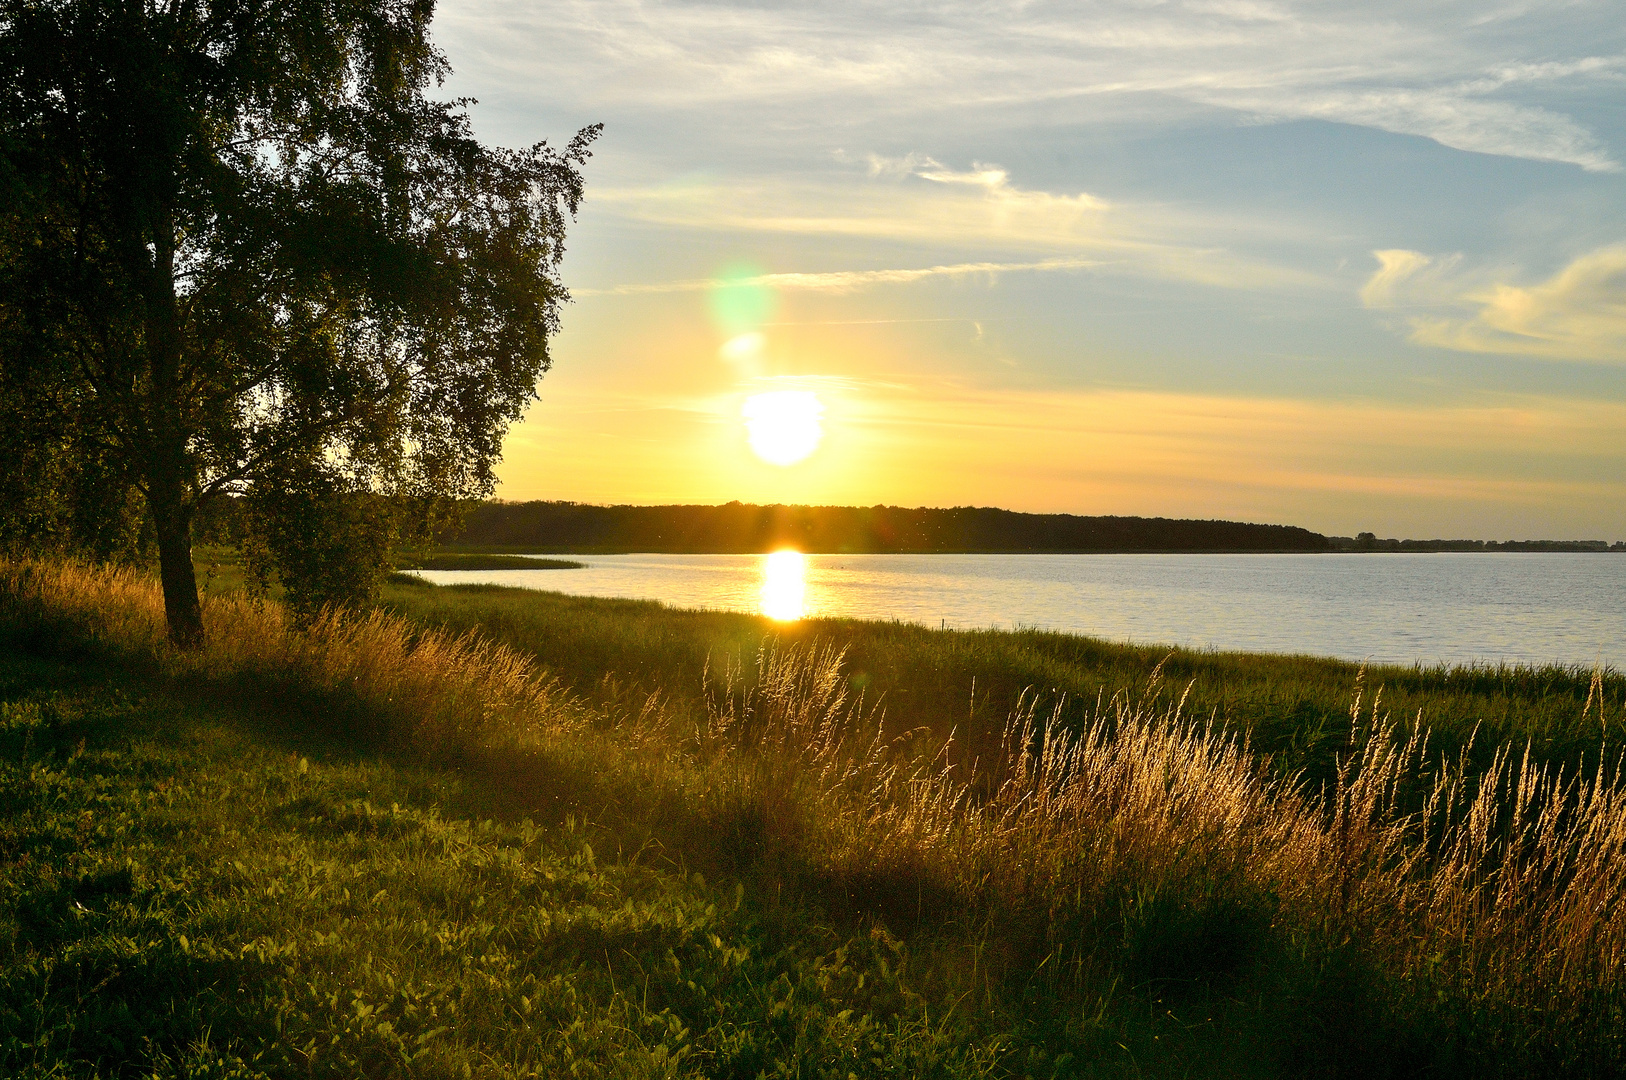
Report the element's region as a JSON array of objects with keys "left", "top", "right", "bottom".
[{"left": 760, "top": 550, "right": 807, "bottom": 621}]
